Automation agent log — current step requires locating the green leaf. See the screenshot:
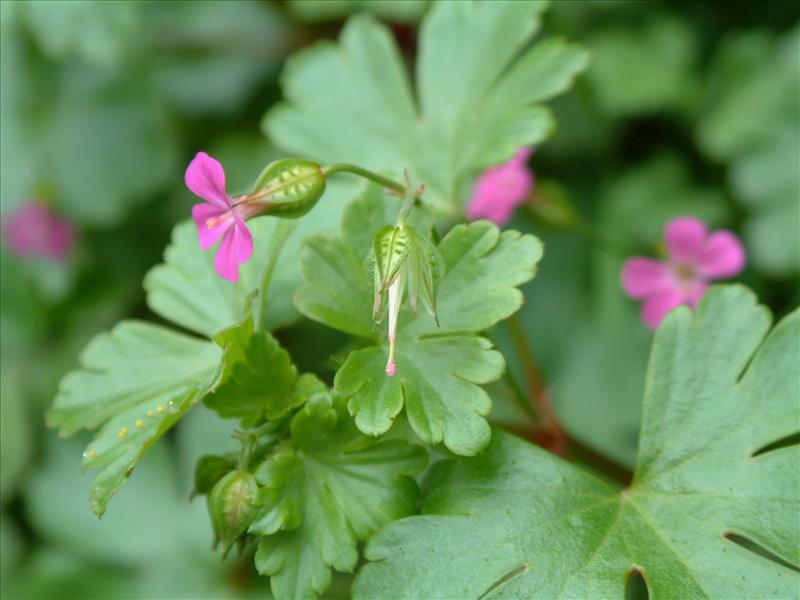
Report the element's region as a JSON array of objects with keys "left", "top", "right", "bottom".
[
  {"left": 206, "top": 316, "right": 300, "bottom": 420},
  {"left": 145, "top": 219, "right": 282, "bottom": 338},
  {"left": 355, "top": 286, "right": 800, "bottom": 598},
  {"left": 149, "top": 0, "right": 289, "bottom": 116},
  {"left": 19, "top": 0, "right": 140, "bottom": 65},
  {"left": 205, "top": 316, "right": 327, "bottom": 423},
  {"left": 586, "top": 15, "right": 698, "bottom": 115},
  {"left": 731, "top": 127, "right": 799, "bottom": 276},
  {"left": 697, "top": 28, "right": 798, "bottom": 161},
  {"left": 46, "top": 321, "right": 221, "bottom": 516},
  {"left": 265, "top": 0, "right": 587, "bottom": 212},
  {"left": 297, "top": 186, "right": 542, "bottom": 454},
  {"left": 192, "top": 454, "right": 237, "bottom": 499},
  {"left": 252, "top": 393, "right": 427, "bottom": 600}
]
